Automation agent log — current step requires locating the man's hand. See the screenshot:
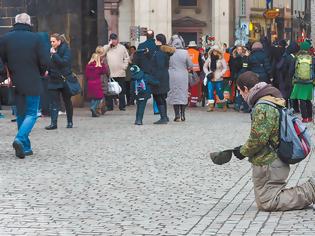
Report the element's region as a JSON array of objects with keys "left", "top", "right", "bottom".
[{"left": 233, "top": 146, "right": 246, "bottom": 160}]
